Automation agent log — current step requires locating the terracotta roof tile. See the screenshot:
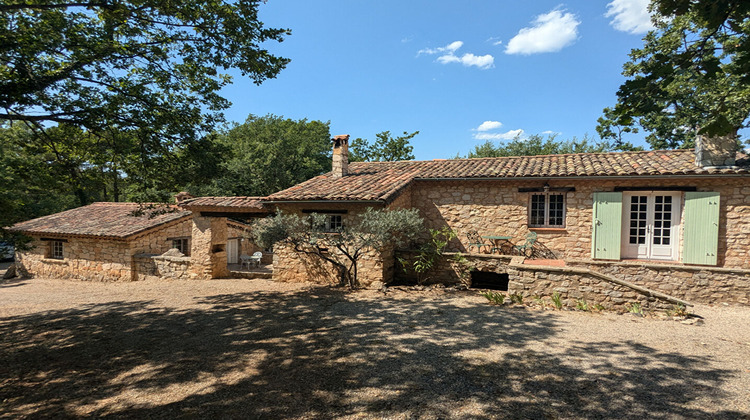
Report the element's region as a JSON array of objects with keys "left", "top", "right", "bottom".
[
  {"left": 9, "top": 202, "right": 191, "bottom": 239},
  {"left": 179, "top": 196, "right": 268, "bottom": 212},
  {"left": 267, "top": 149, "right": 750, "bottom": 203}
]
